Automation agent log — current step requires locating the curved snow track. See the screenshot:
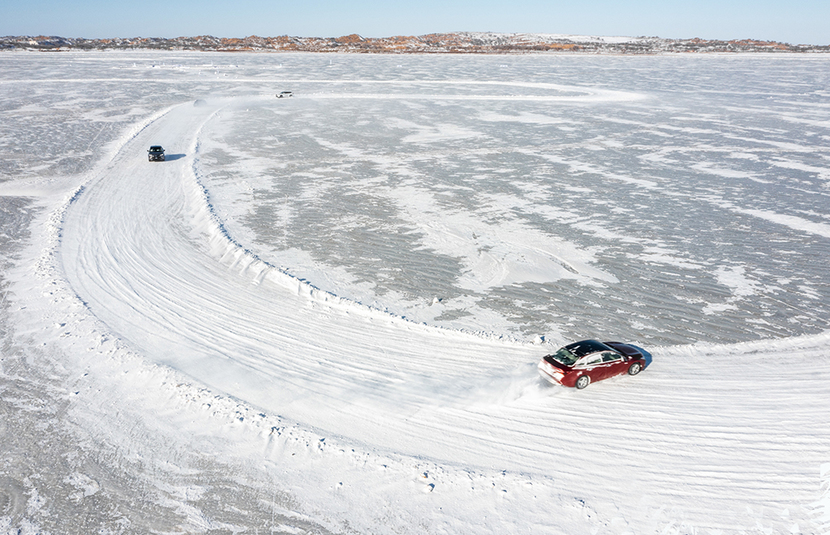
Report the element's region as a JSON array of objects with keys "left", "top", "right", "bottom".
[{"left": 59, "top": 99, "right": 830, "bottom": 532}]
